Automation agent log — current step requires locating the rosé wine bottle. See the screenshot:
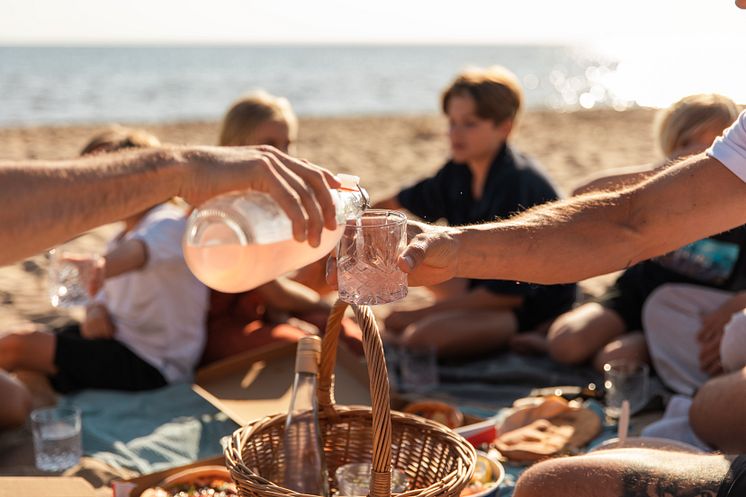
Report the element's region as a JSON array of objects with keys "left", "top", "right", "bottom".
[{"left": 184, "top": 174, "right": 367, "bottom": 293}]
